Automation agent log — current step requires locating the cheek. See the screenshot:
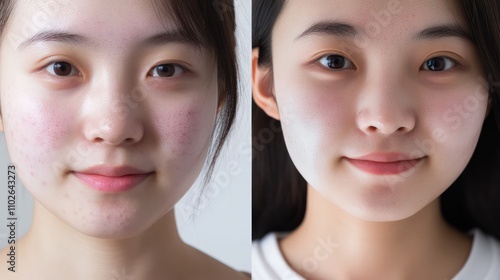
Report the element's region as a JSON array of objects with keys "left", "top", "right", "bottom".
[
  {"left": 273, "top": 70, "right": 353, "bottom": 177},
  {"left": 3, "top": 94, "right": 72, "bottom": 181},
  {"left": 150, "top": 96, "right": 217, "bottom": 159},
  {"left": 273, "top": 59, "right": 354, "bottom": 135},
  {"left": 421, "top": 84, "right": 488, "bottom": 165}
]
